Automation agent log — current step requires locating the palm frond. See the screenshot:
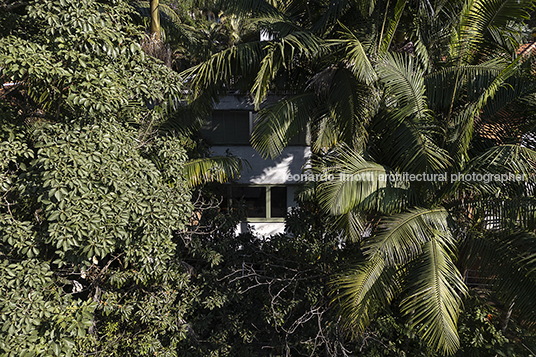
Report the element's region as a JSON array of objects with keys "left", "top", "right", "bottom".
[
  {"left": 132, "top": 1, "right": 200, "bottom": 45},
  {"left": 378, "top": 52, "right": 430, "bottom": 122},
  {"left": 467, "top": 144, "right": 536, "bottom": 178},
  {"left": 310, "top": 111, "right": 342, "bottom": 151},
  {"left": 159, "top": 85, "right": 217, "bottom": 135},
  {"left": 294, "top": 179, "right": 318, "bottom": 203},
  {"left": 251, "top": 31, "right": 323, "bottom": 107},
  {"left": 460, "top": 231, "right": 536, "bottom": 326},
  {"left": 311, "top": 0, "right": 379, "bottom": 34},
  {"left": 476, "top": 77, "right": 536, "bottom": 140},
  {"left": 217, "top": 0, "right": 282, "bottom": 17},
  {"left": 516, "top": 232, "right": 536, "bottom": 273},
  {"left": 366, "top": 207, "right": 453, "bottom": 266},
  {"left": 371, "top": 115, "right": 451, "bottom": 177},
  {"left": 335, "top": 207, "right": 461, "bottom": 348},
  {"left": 331, "top": 21, "right": 377, "bottom": 85},
  {"left": 378, "top": 0, "right": 407, "bottom": 54},
  {"left": 311, "top": 0, "right": 351, "bottom": 34},
  {"left": 183, "top": 156, "right": 248, "bottom": 188},
  {"left": 181, "top": 41, "right": 264, "bottom": 98},
  {"left": 446, "top": 105, "right": 475, "bottom": 169},
  {"left": 334, "top": 257, "right": 400, "bottom": 332},
  {"left": 413, "top": 39, "right": 432, "bottom": 74},
  {"left": 464, "top": 0, "right": 535, "bottom": 39},
  {"left": 424, "top": 57, "right": 507, "bottom": 112},
  {"left": 250, "top": 93, "right": 315, "bottom": 159},
  {"left": 317, "top": 147, "right": 410, "bottom": 215},
  {"left": 373, "top": 54, "right": 451, "bottom": 174},
  {"left": 453, "top": 0, "right": 535, "bottom": 63},
  {"left": 400, "top": 229, "right": 467, "bottom": 355},
  {"left": 480, "top": 75, "right": 536, "bottom": 119},
  {"left": 252, "top": 15, "right": 308, "bottom": 38},
  {"left": 308, "top": 67, "right": 377, "bottom": 151},
  {"left": 333, "top": 209, "right": 367, "bottom": 242},
  {"left": 447, "top": 56, "right": 524, "bottom": 166},
  {"left": 457, "top": 196, "right": 536, "bottom": 231}
]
